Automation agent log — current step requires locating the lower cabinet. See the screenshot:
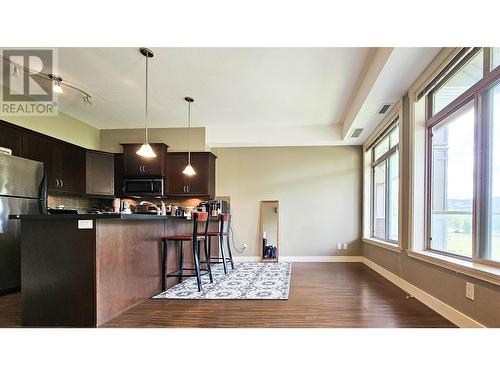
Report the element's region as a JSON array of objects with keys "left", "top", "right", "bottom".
[{"left": 166, "top": 152, "right": 216, "bottom": 198}]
